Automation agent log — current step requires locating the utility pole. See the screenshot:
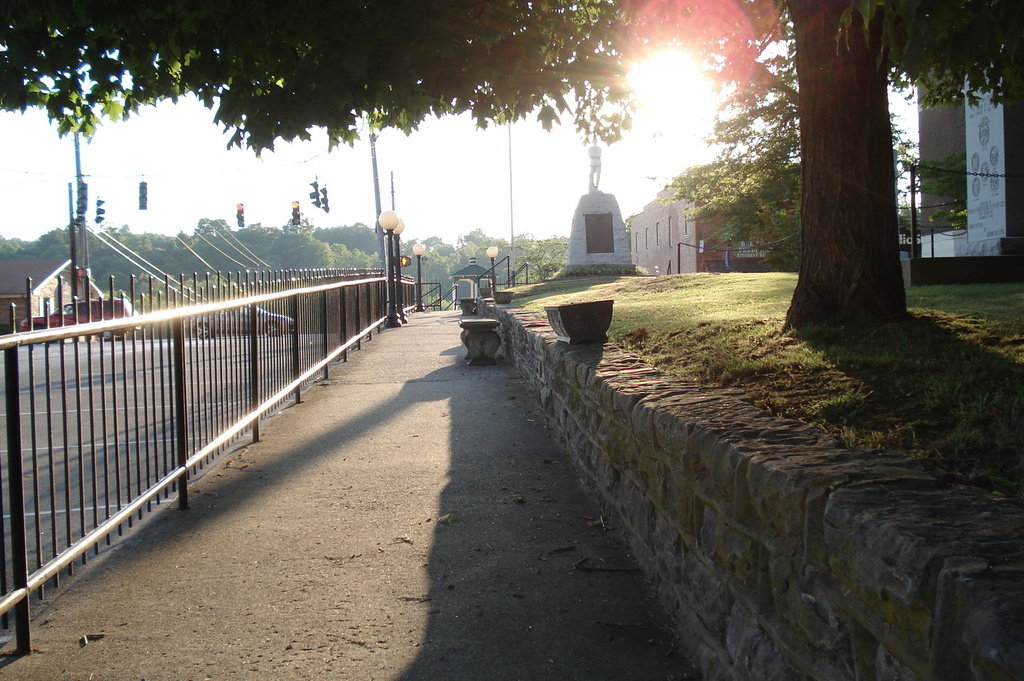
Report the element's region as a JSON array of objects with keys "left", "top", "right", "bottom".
[
  {"left": 508, "top": 124, "right": 516, "bottom": 278},
  {"left": 370, "top": 133, "right": 386, "bottom": 268},
  {"left": 73, "top": 132, "right": 89, "bottom": 282}
]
